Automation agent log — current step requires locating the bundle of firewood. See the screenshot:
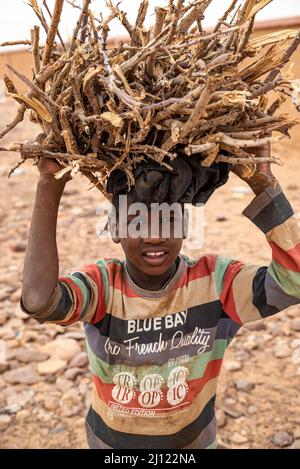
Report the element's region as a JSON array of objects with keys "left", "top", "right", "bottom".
[{"left": 0, "top": 0, "right": 300, "bottom": 199}]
